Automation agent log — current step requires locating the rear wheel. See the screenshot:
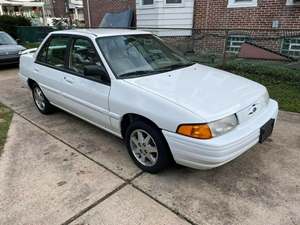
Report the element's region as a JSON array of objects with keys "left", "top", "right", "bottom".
[
  {"left": 125, "top": 121, "right": 172, "bottom": 173},
  {"left": 32, "top": 84, "right": 54, "bottom": 114}
]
